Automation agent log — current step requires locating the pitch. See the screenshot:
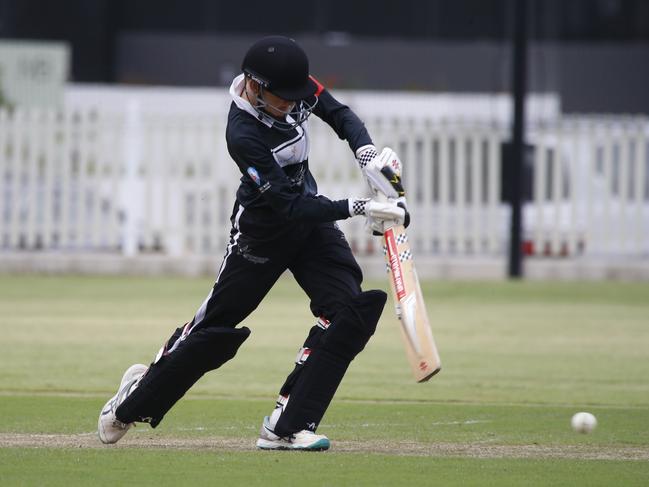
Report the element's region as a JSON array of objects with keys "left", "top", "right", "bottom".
[{"left": 1, "top": 275, "right": 648, "bottom": 486}]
